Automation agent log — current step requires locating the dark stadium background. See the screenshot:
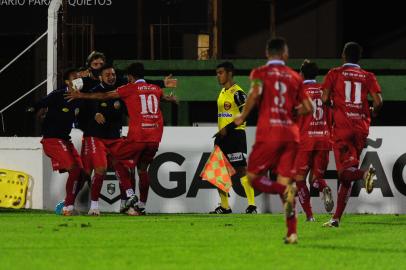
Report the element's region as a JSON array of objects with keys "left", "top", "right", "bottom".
[{"left": 1, "top": 0, "right": 406, "bottom": 136}]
